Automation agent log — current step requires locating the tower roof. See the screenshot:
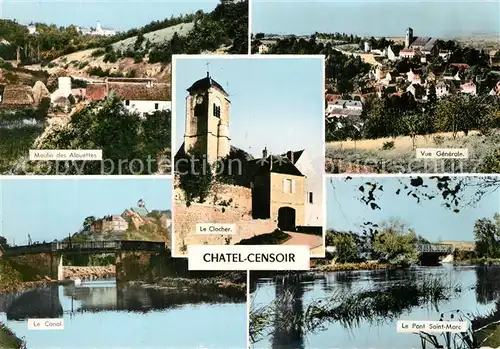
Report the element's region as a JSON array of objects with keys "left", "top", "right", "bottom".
[{"left": 187, "top": 72, "right": 228, "bottom": 95}]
